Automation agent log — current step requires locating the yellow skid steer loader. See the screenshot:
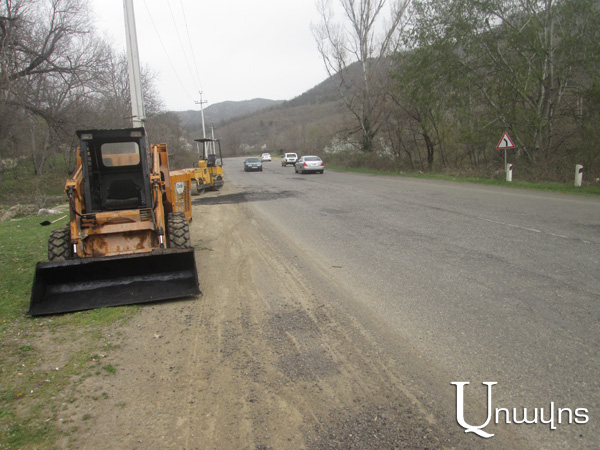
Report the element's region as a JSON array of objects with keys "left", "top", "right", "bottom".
[{"left": 29, "top": 128, "right": 200, "bottom": 315}]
